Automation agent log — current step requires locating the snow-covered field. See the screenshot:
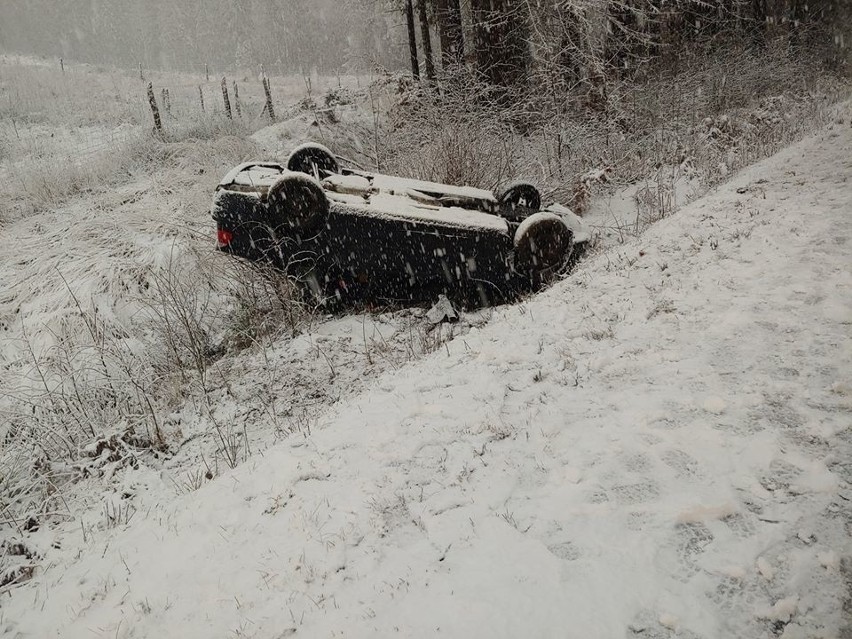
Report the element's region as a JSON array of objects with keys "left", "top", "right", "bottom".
[{"left": 2, "top": 102, "right": 850, "bottom": 638}]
